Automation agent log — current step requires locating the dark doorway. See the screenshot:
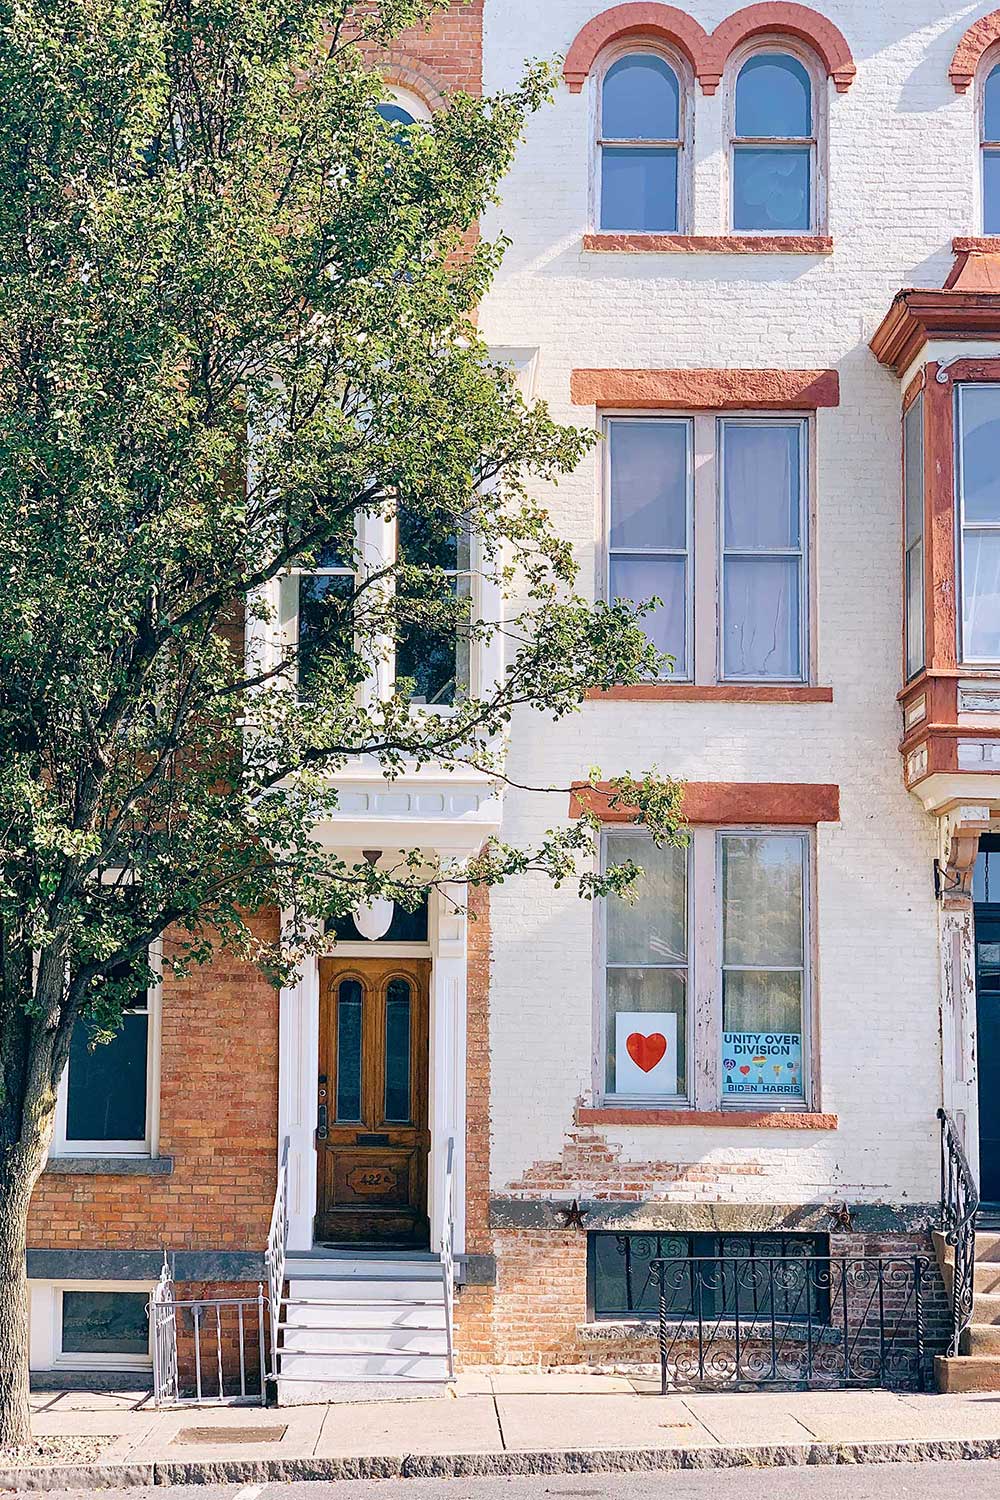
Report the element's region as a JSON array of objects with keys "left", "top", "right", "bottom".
[{"left": 974, "top": 840, "right": 1000, "bottom": 1205}]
